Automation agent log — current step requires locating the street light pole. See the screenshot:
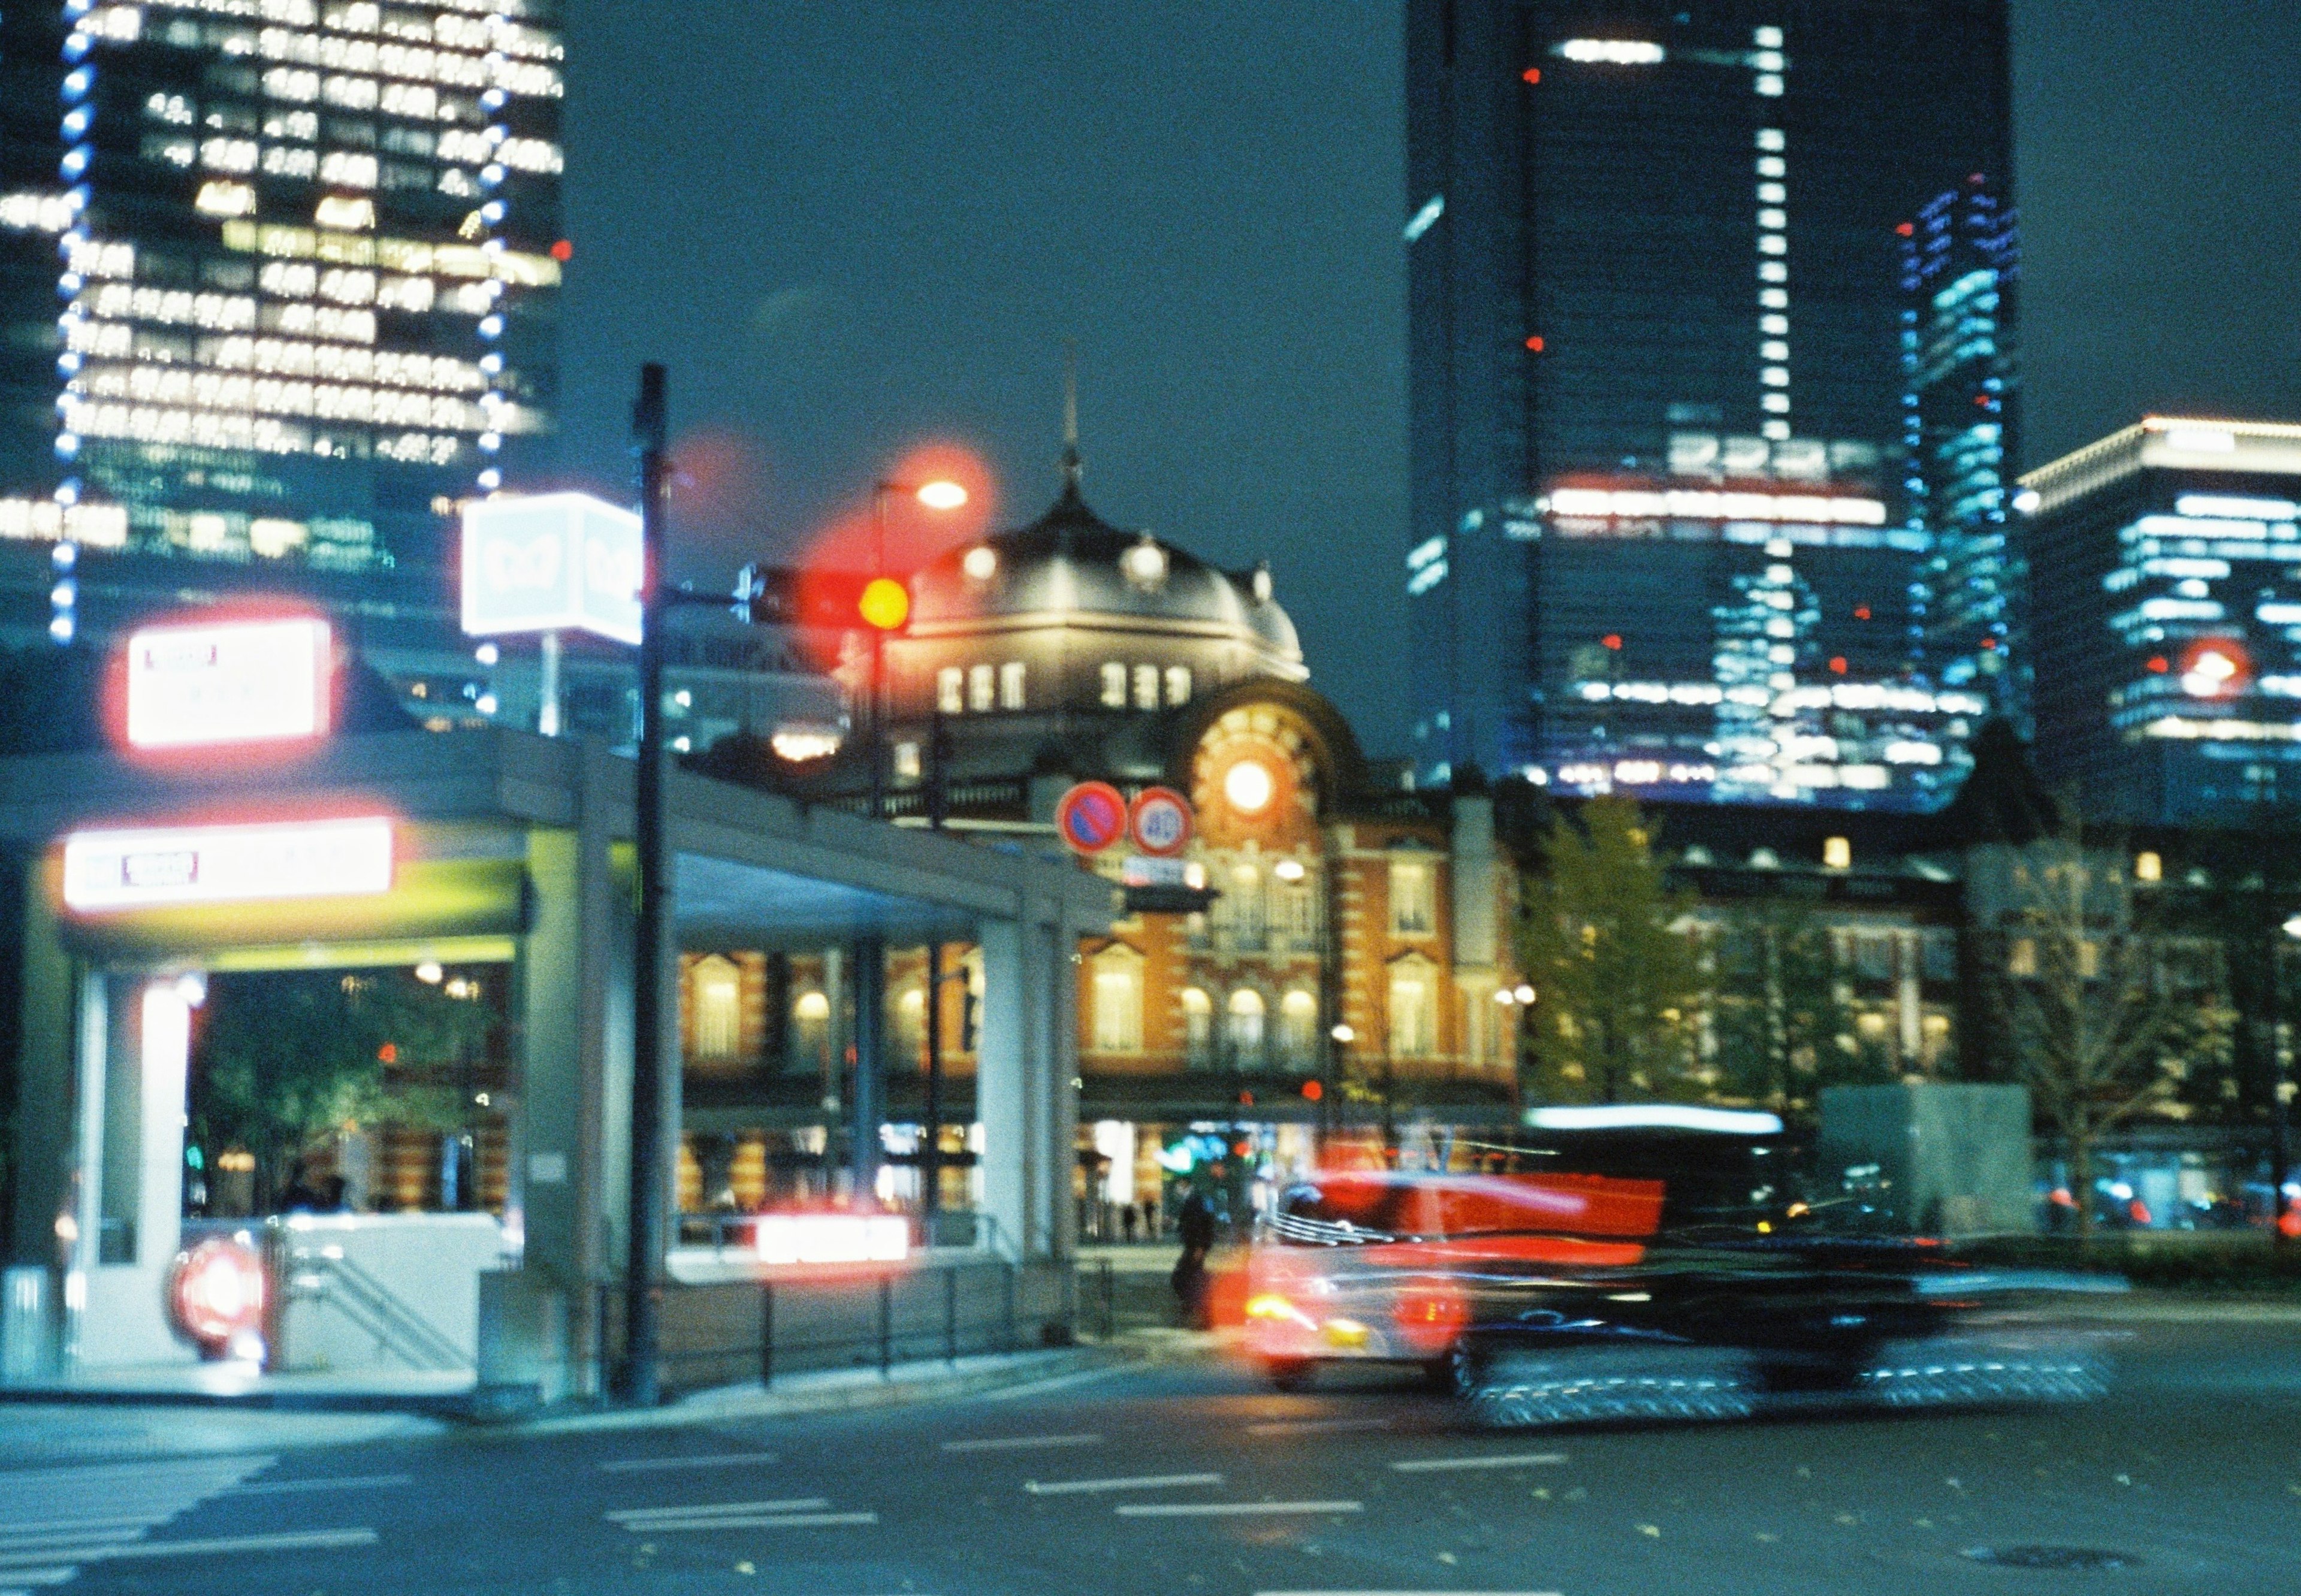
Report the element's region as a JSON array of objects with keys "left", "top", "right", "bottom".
[{"left": 621, "top": 362, "right": 669, "bottom": 1405}]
